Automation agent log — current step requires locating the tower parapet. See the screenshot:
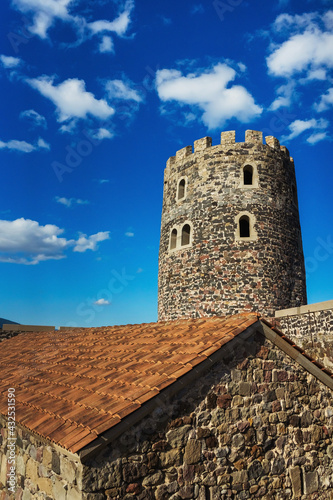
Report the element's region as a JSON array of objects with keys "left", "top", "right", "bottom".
[{"left": 158, "top": 130, "right": 307, "bottom": 321}]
